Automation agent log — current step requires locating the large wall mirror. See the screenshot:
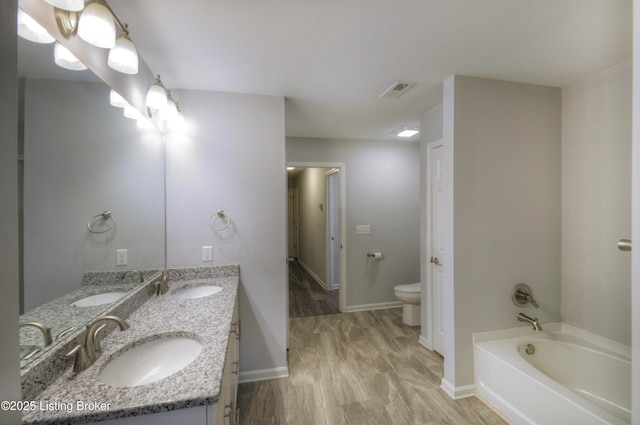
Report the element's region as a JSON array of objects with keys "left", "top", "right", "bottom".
[{"left": 17, "top": 17, "right": 165, "bottom": 367}]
